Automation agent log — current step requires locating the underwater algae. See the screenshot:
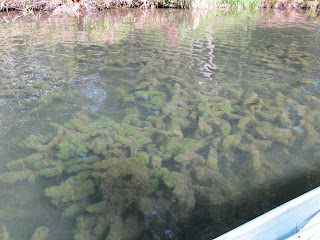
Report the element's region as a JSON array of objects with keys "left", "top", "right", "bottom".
[
  {"left": 1, "top": 61, "right": 320, "bottom": 239},
  {"left": 0, "top": 18, "right": 319, "bottom": 239},
  {"left": 31, "top": 227, "right": 49, "bottom": 240}
]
